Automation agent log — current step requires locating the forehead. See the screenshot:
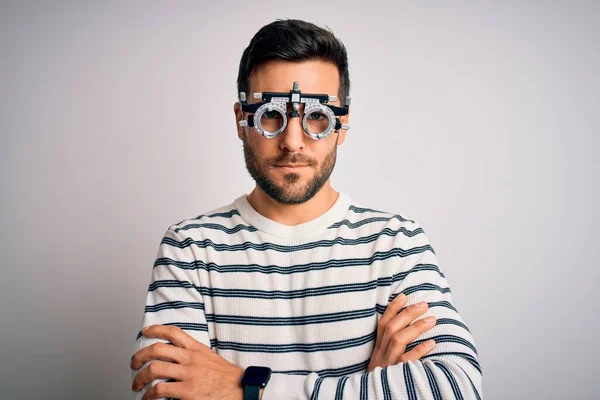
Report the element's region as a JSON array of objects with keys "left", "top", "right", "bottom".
[{"left": 249, "top": 59, "right": 340, "bottom": 99}]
